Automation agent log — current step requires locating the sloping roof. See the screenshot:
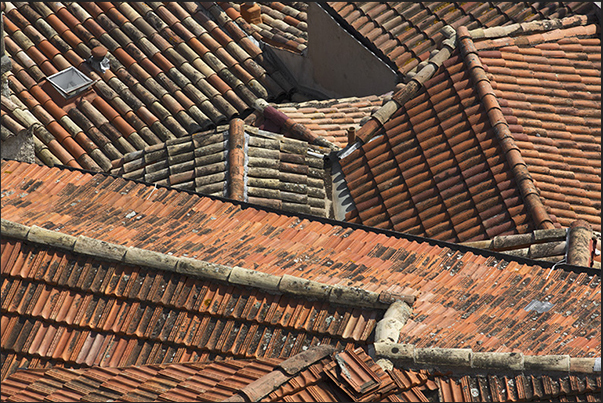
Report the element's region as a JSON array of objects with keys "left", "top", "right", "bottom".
[
  {"left": 2, "top": 345, "right": 600, "bottom": 402},
  {"left": 1, "top": 216, "right": 395, "bottom": 380},
  {"left": 248, "top": 95, "right": 386, "bottom": 149},
  {"left": 1, "top": 160, "right": 600, "bottom": 363},
  {"left": 216, "top": 2, "right": 308, "bottom": 54},
  {"left": 325, "top": 2, "right": 598, "bottom": 77},
  {"left": 1, "top": 346, "right": 422, "bottom": 402},
  {"left": 432, "top": 372, "right": 601, "bottom": 402},
  {"left": 0, "top": 358, "right": 281, "bottom": 402},
  {"left": 1, "top": 2, "right": 293, "bottom": 172},
  {"left": 109, "top": 119, "right": 332, "bottom": 217},
  {"left": 338, "top": 16, "right": 601, "bottom": 243}
]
